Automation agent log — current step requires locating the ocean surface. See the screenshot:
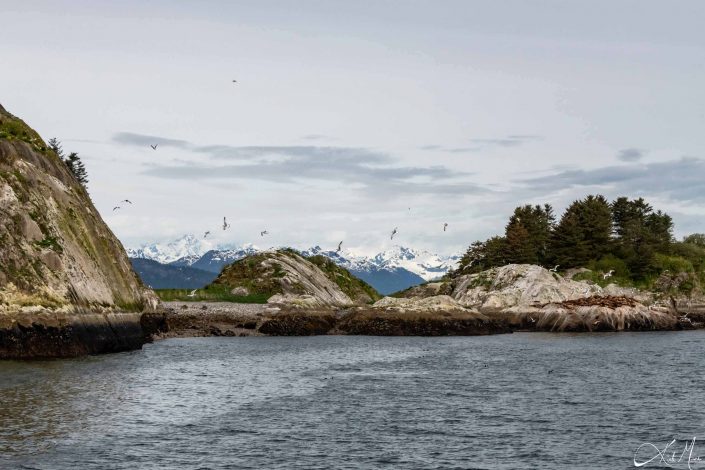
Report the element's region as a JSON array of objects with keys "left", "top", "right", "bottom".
[{"left": 2, "top": 332, "right": 704, "bottom": 469}]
